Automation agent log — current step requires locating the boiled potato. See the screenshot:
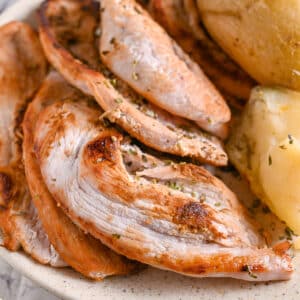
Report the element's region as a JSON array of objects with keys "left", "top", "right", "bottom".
[
  {"left": 197, "top": 0, "right": 300, "bottom": 90},
  {"left": 227, "top": 86, "right": 300, "bottom": 235}
]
